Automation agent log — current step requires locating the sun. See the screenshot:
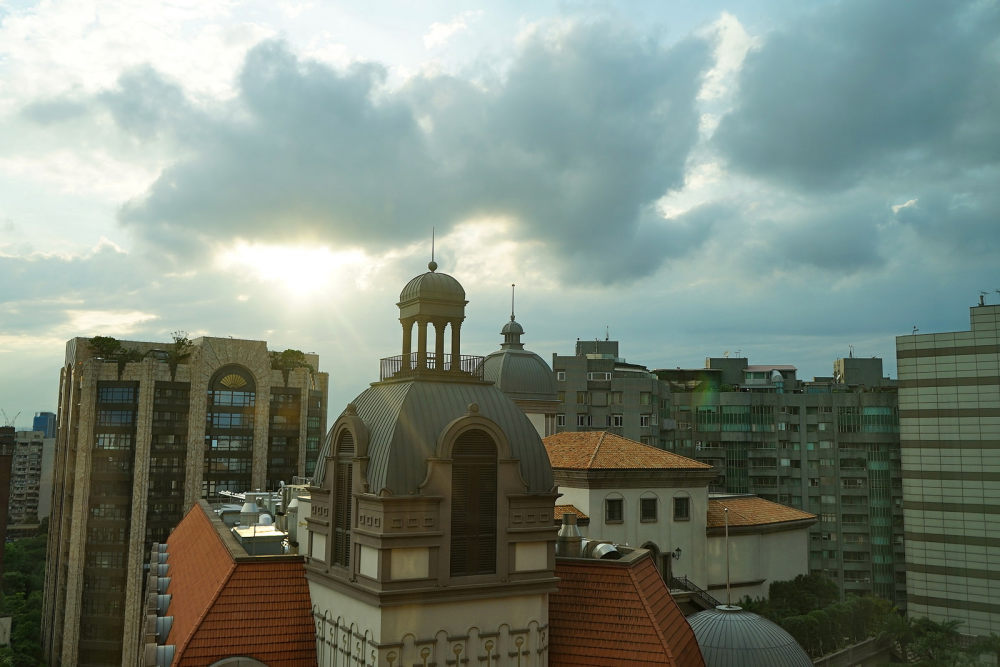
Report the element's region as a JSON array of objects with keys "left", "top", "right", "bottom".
[{"left": 215, "top": 242, "right": 366, "bottom": 297}]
